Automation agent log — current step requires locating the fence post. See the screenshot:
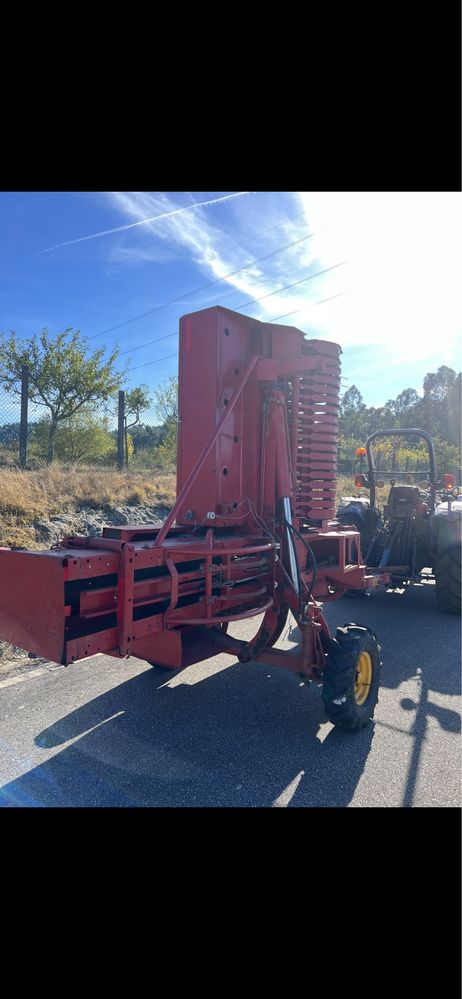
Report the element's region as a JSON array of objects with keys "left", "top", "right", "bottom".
[
  {"left": 19, "top": 365, "right": 29, "bottom": 469},
  {"left": 117, "top": 390, "right": 125, "bottom": 470}
]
